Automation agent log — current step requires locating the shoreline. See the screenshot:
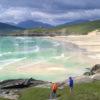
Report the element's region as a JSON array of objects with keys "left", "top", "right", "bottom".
[{"left": 0, "top": 35, "right": 100, "bottom": 82}]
